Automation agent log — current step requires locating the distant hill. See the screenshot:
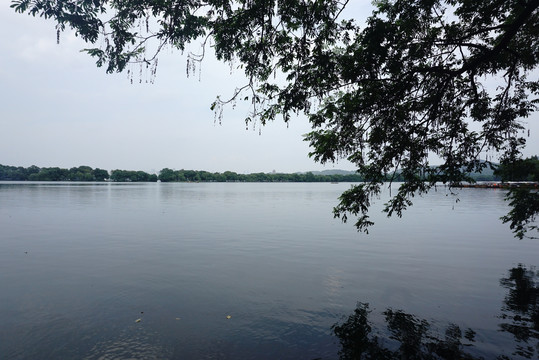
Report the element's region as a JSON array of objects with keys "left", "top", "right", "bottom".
[{"left": 468, "top": 164, "right": 499, "bottom": 180}]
